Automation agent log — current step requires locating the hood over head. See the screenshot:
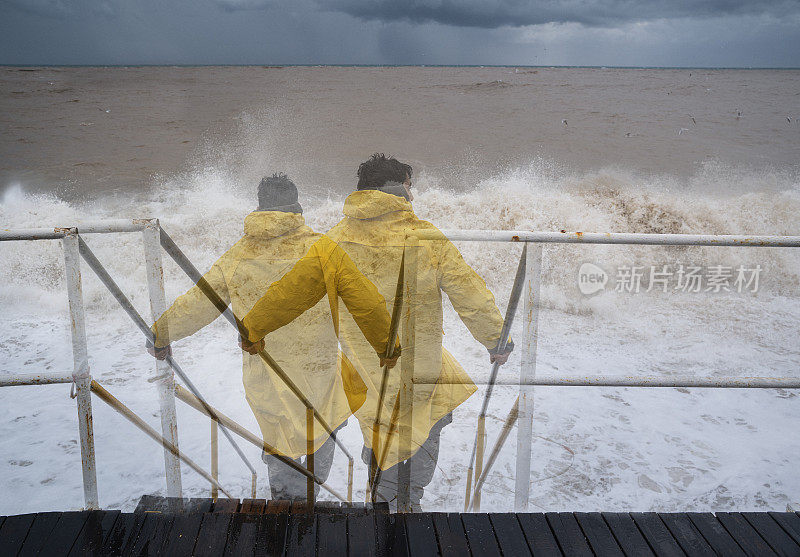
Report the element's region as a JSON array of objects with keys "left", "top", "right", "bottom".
[
  {"left": 244, "top": 210, "right": 306, "bottom": 240},
  {"left": 342, "top": 189, "right": 413, "bottom": 220}
]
